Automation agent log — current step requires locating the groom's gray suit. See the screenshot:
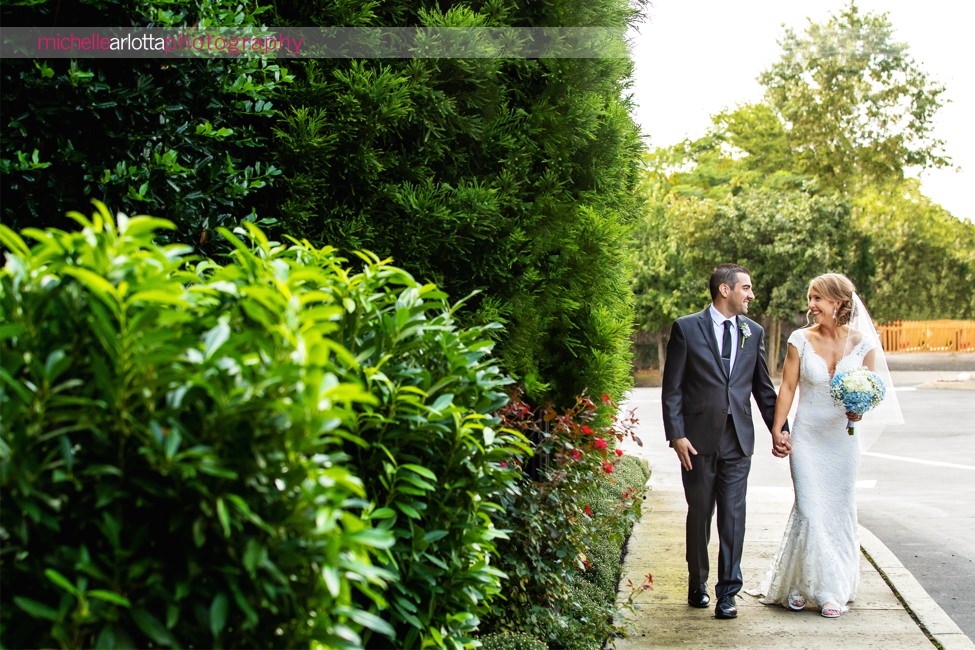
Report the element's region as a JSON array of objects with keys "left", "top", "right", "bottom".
[{"left": 661, "top": 308, "right": 779, "bottom": 600}]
